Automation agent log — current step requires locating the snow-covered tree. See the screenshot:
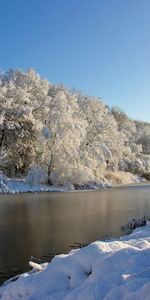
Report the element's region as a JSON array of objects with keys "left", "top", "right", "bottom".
[
  {"left": 77, "top": 96, "right": 125, "bottom": 176},
  {"left": 36, "top": 89, "right": 87, "bottom": 185},
  {"left": 0, "top": 68, "right": 150, "bottom": 184}
]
